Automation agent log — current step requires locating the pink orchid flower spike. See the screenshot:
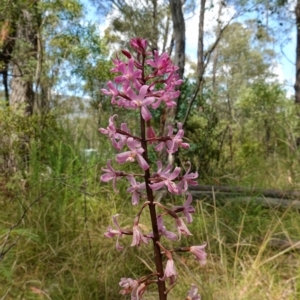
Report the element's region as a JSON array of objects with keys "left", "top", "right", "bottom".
[
  {"left": 101, "top": 81, "right": 119, "bottom": 104},
  {"left": 115, "top": 58, "right": 142, "bottom": 89},
  {"left": 130, "top": 38, "right": 148, "bottom": 54},
  {"left": 155, "top": 122, "right": 189, "bottom": 154},
  {"left": 157, "top": 215, "right": 177, "bottom": 241}
]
